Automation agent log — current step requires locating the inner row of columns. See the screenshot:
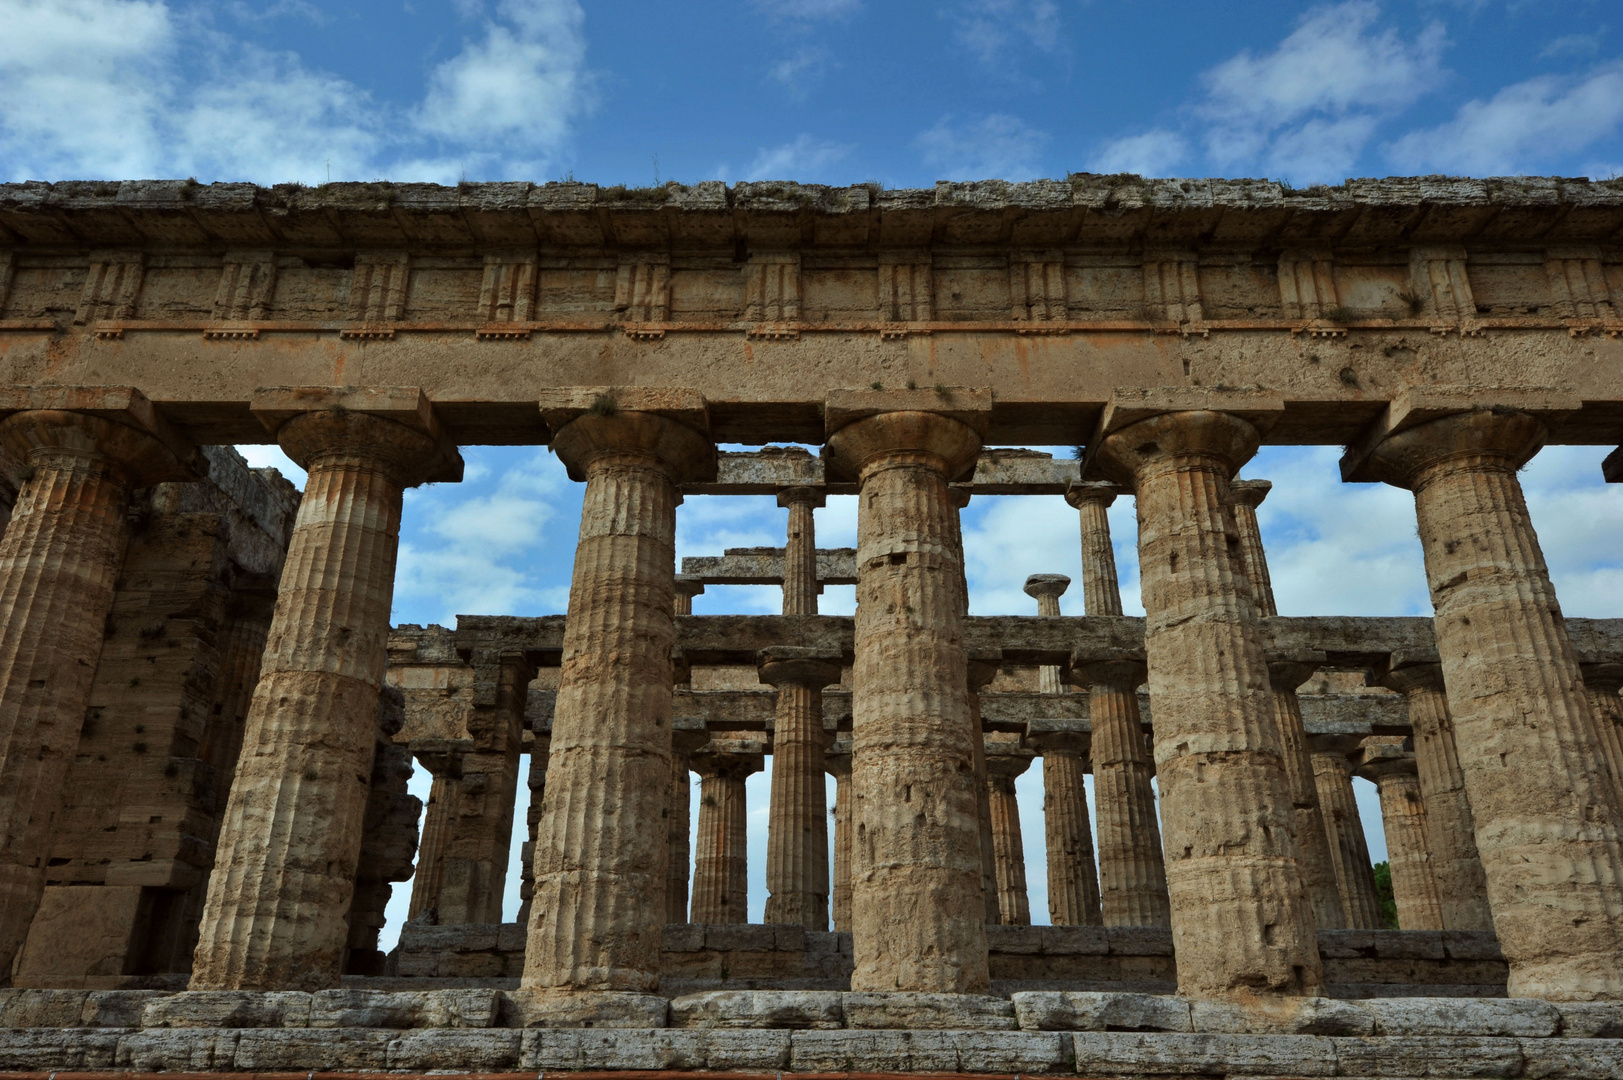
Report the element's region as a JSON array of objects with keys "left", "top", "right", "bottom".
[{"left": 1, "top": 397, "right": 1619, "bottom": 1003}]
